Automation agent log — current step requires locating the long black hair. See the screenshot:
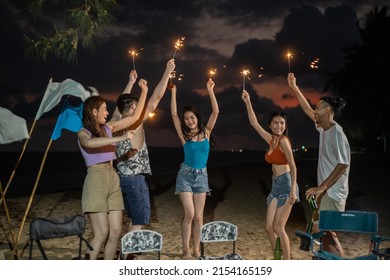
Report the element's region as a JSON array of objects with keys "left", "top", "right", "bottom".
[{"left": 268, "top": 112, "right": 288, "bottom": 136}]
